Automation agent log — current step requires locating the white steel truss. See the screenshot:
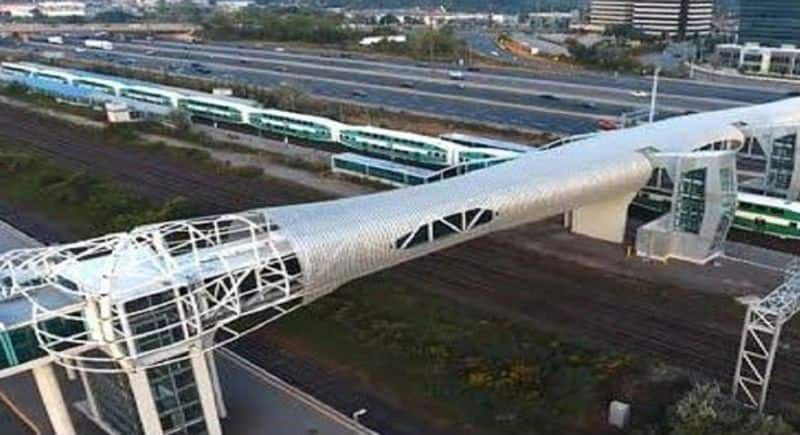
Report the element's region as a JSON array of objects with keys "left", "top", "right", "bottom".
[
  {"left": 733, "top": 259, "right": 800, "bottom": 412},
  {"left": 0, "top": 210, "right": 306, "bottom": 372}
]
